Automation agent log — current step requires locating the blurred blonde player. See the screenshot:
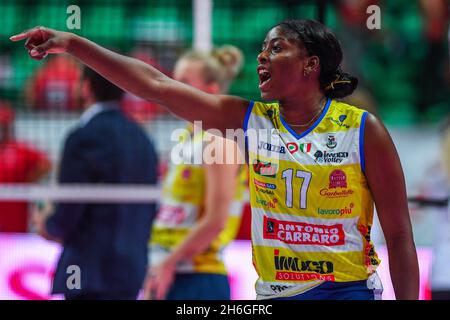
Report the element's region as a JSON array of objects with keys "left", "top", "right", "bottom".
[{"left": 144, "top": 46, "right": 248, "bottom": 300}]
